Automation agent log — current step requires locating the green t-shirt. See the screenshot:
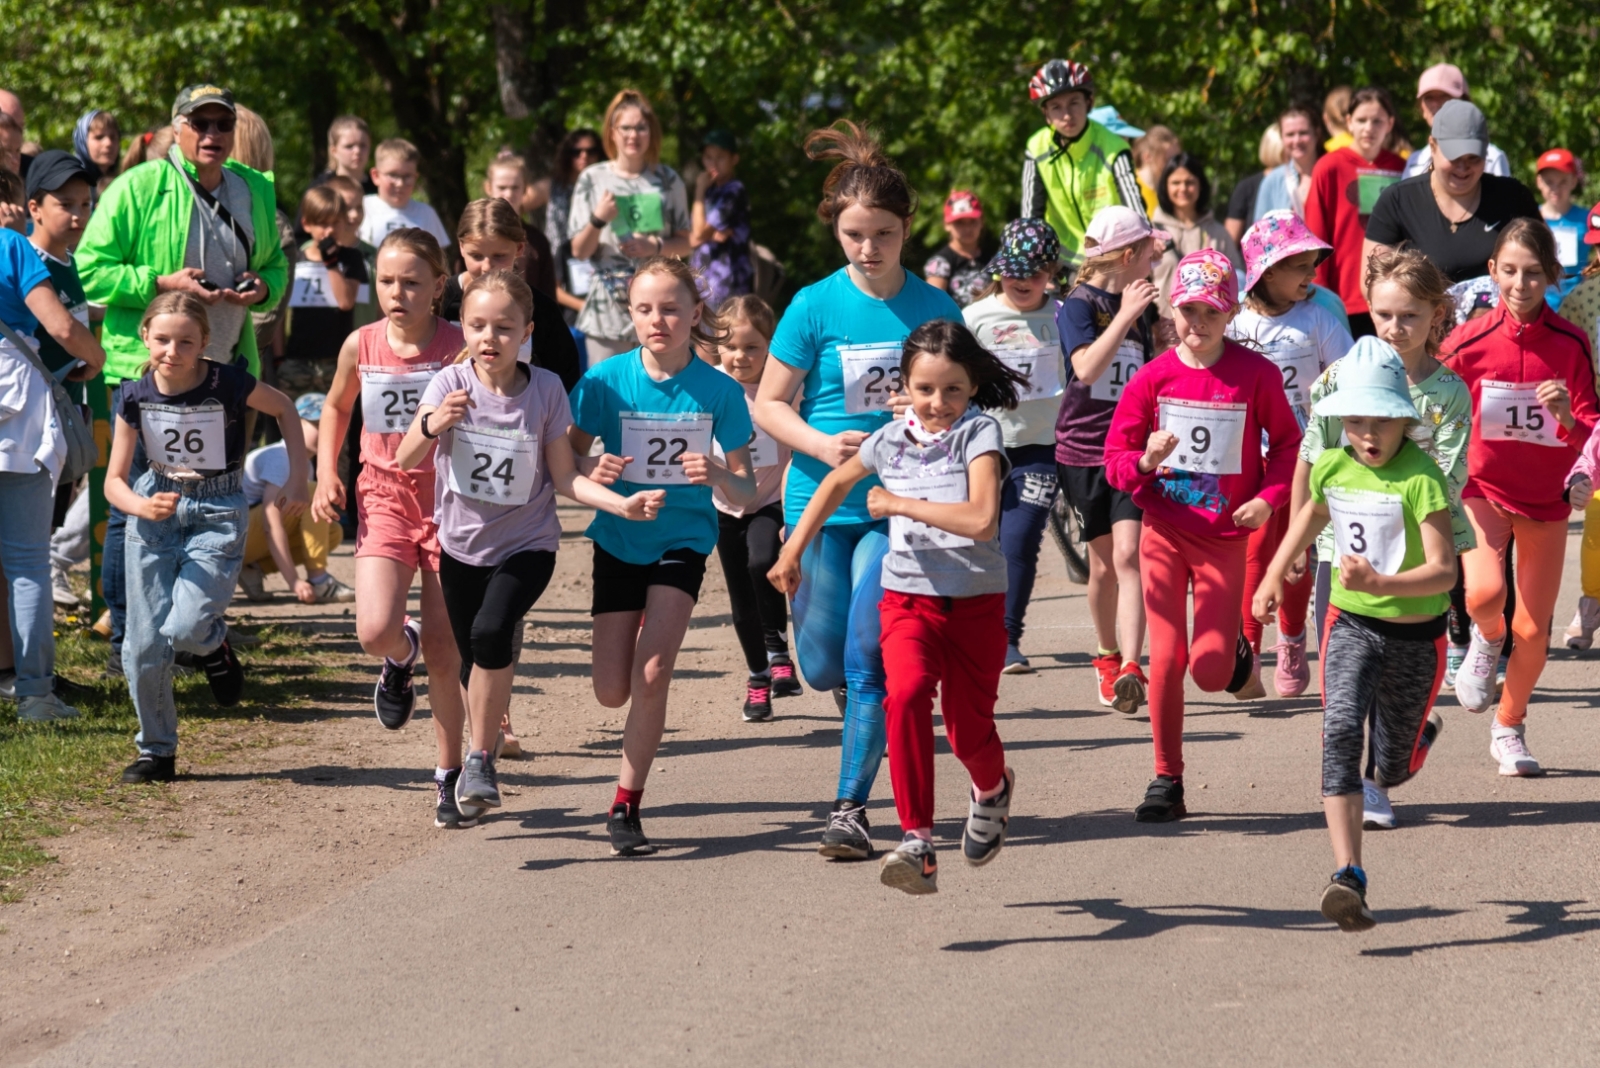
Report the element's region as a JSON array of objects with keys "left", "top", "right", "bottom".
[
  {"left": 31, "top": 247, "right": 88, "bottom": 403},
  {"left": 1309, "top": 440, "right": 1451, "bottom": 619}
]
